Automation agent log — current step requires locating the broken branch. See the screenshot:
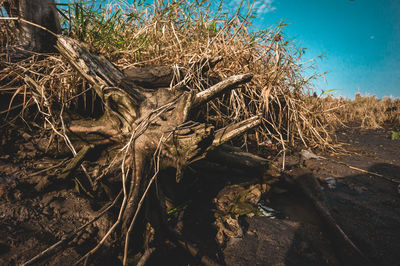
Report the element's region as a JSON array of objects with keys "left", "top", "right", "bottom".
[{"left": 192, "top": 73, "right": 253, "bottom": 108}]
